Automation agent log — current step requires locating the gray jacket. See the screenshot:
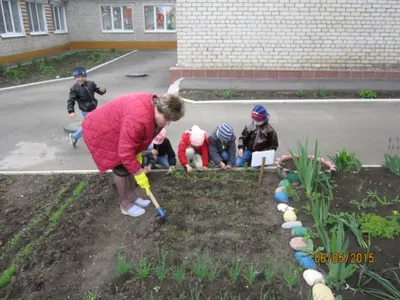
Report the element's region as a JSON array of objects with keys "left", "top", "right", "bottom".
[{"left": 208, "top": 128, "right": 236, "bottom": 166}]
